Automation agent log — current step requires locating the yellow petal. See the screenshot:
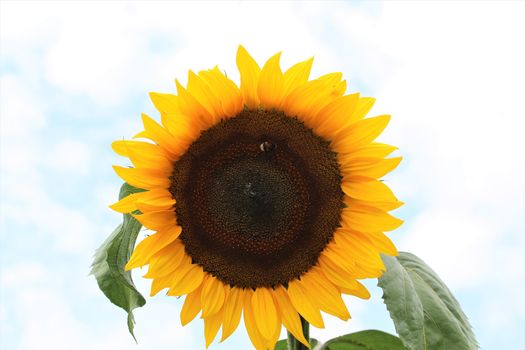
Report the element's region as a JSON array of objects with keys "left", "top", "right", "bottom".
[
  {"left": 333, "top": 79, "right": 347, "bottom": 97},
  {"left": 135, "top": 188, "right": 175, "bottom": 210},
  {"left": 342, "top": 179, "right": 398, "bottom": 203},
  {"left": 331, "top": 115, "right": 391, "bottom": 154},
  {"left": 341, "top": 206, "right": 403, "bottom": 232},
  {"left": 345, "top": 196, "right": 404, "bottom": 212},
  {"left": 175, "top": 80, "right": 214, "bottom": 129},
  {"left": 150, "top": 274, "right": 173, "bottom": 296},
  {"left": 341, "top": 157, "right": 402, "bottom": 179},
  {"left": 340, "top": 280, "right": 371, "bottom": 300},
  {"left": 201, "top": 276, "right": 226, "bottom": 318},
  {"left": 287, "top": 280, "right": 324, "bottom": 328},
  {"left": 366, "top": 231, "right": 398, "bottom": 256},
  {"left": 282, "top": 73, "right": 344, "bottom": 123},
  {"left": 112, "top": 166, "right": 169, "bottom": 190},
  {"left": 282, "top": 57, "right": 314, "bottom": 99},
  {"left": 149, "top": 92, "right": 181, "bottom": 116},
  {"left": 134, "top": 201, "right": 169, "bottom": 214},
  {"left": 149, "top": 112, "right": 198, "bottom": 149},
  {"left": 300, "top": 270, "right": 350, "bottom": 320},
  {"left": 318, "top": 253, "right": 360, "bottom": 291},
  {"left": 143, "top": 240, "right": 185, "bottom": 278},
  {"left": 313, "top": 93, "right": 360, "bottom": 138},
  {"left": 199, "top": 67, "right": 243, "bottom": 118},
  {"left": 181, "top": 284, "right": 203, "bottom": 326},
  {"left": 112, "top": 140, "right": 173, "bottom": 169},
  {"left": 243, "top": 289, "right": 268, "bottom": 350},
  {"left": 337, "top": 143, "right": 397, "bottom": 163},
  {"left": 132, "top": 210, "right": 176, "bottom": 231},
  {"left": 236, "top": 45, "right": 261, "bottom": 108},
  {"left": 136, "top": 113, "right": 184, "bottom": 156},
  {"left": 321, "top": 245, "right": 359, "bottom": 275},
  {"left": 355, "top": 261, "right": 384, "bottom": 279},
  {"left": 204, "top": 305, "right": 224, "bottom": 348},
  {"left": 345, "top": 230, "right": 398, "bottom": 256},
  {"left": 187, "top": 70, "right": 223, "bottom": 122},
  {"left": 333, "top": 230, "right": 385, "bottom": 270},
  {"left": 221, "top": 287, "right": 244, "bottom": 342},
  {"left": 125, "top": 226, "right": 182, "bottom": 270},
  {"left": 257, "top": 52, "right": 284, "bottom": 109},
  {"left": 168, "top": 262, "right": 205, "bottom": 296},
  {"left": 251, "top": 288, "right": 279, "bottom": 340},
  {"left": 323, "top": 246, "right": 376, "bottom": 280},
  {"left": 267, "top": 310, "right": 282, "bottom": 350},
  {"left": 109, "top": 192, "right": 141, "bottom": 213},
  {"left": 272, "top": 286, "right": 310, "bottom": 347},
  {"left": 148, "top": 92, "right": 183, "bottom": 134},
  {"left": 351, "top": 97, "right": 376, "bottom": 123}
]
